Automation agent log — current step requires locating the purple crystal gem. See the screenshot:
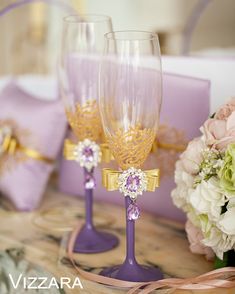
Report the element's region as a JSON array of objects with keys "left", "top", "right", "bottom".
[
  {"left": 127, "top": 202, "right": 140, "bottom": 220},
  {"left": 82, "top": 146, "right": 94, "bottom": 162},
  {"left": 126, "top": 175, "right": 140, "bottom": 192},
  {"left": 84, "top": 173, "right": 96, "bottom": 189}
]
